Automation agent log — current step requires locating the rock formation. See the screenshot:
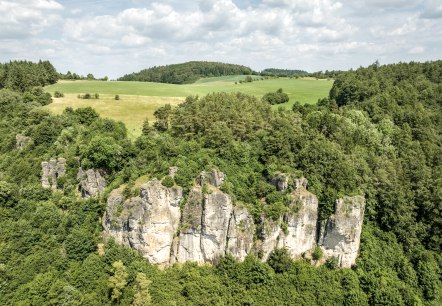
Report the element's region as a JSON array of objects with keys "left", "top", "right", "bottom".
[
  {"left": 103, "top": 179, "right": 183, "bottom": 267},
  {"left": 41, "top": 158, "right": 66, "bottom": 190},
  {"left": 318, "top": 196, "right": 365, "bottom": 268},
  {"left": 102, "top": 170, "right": 365, "bottom": 268},
  {"left": 77, "top": 168, "right": 106, "bottom": 198},
  {"left": 16, "top": 134, "right": 32, "bottom": 150}
]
